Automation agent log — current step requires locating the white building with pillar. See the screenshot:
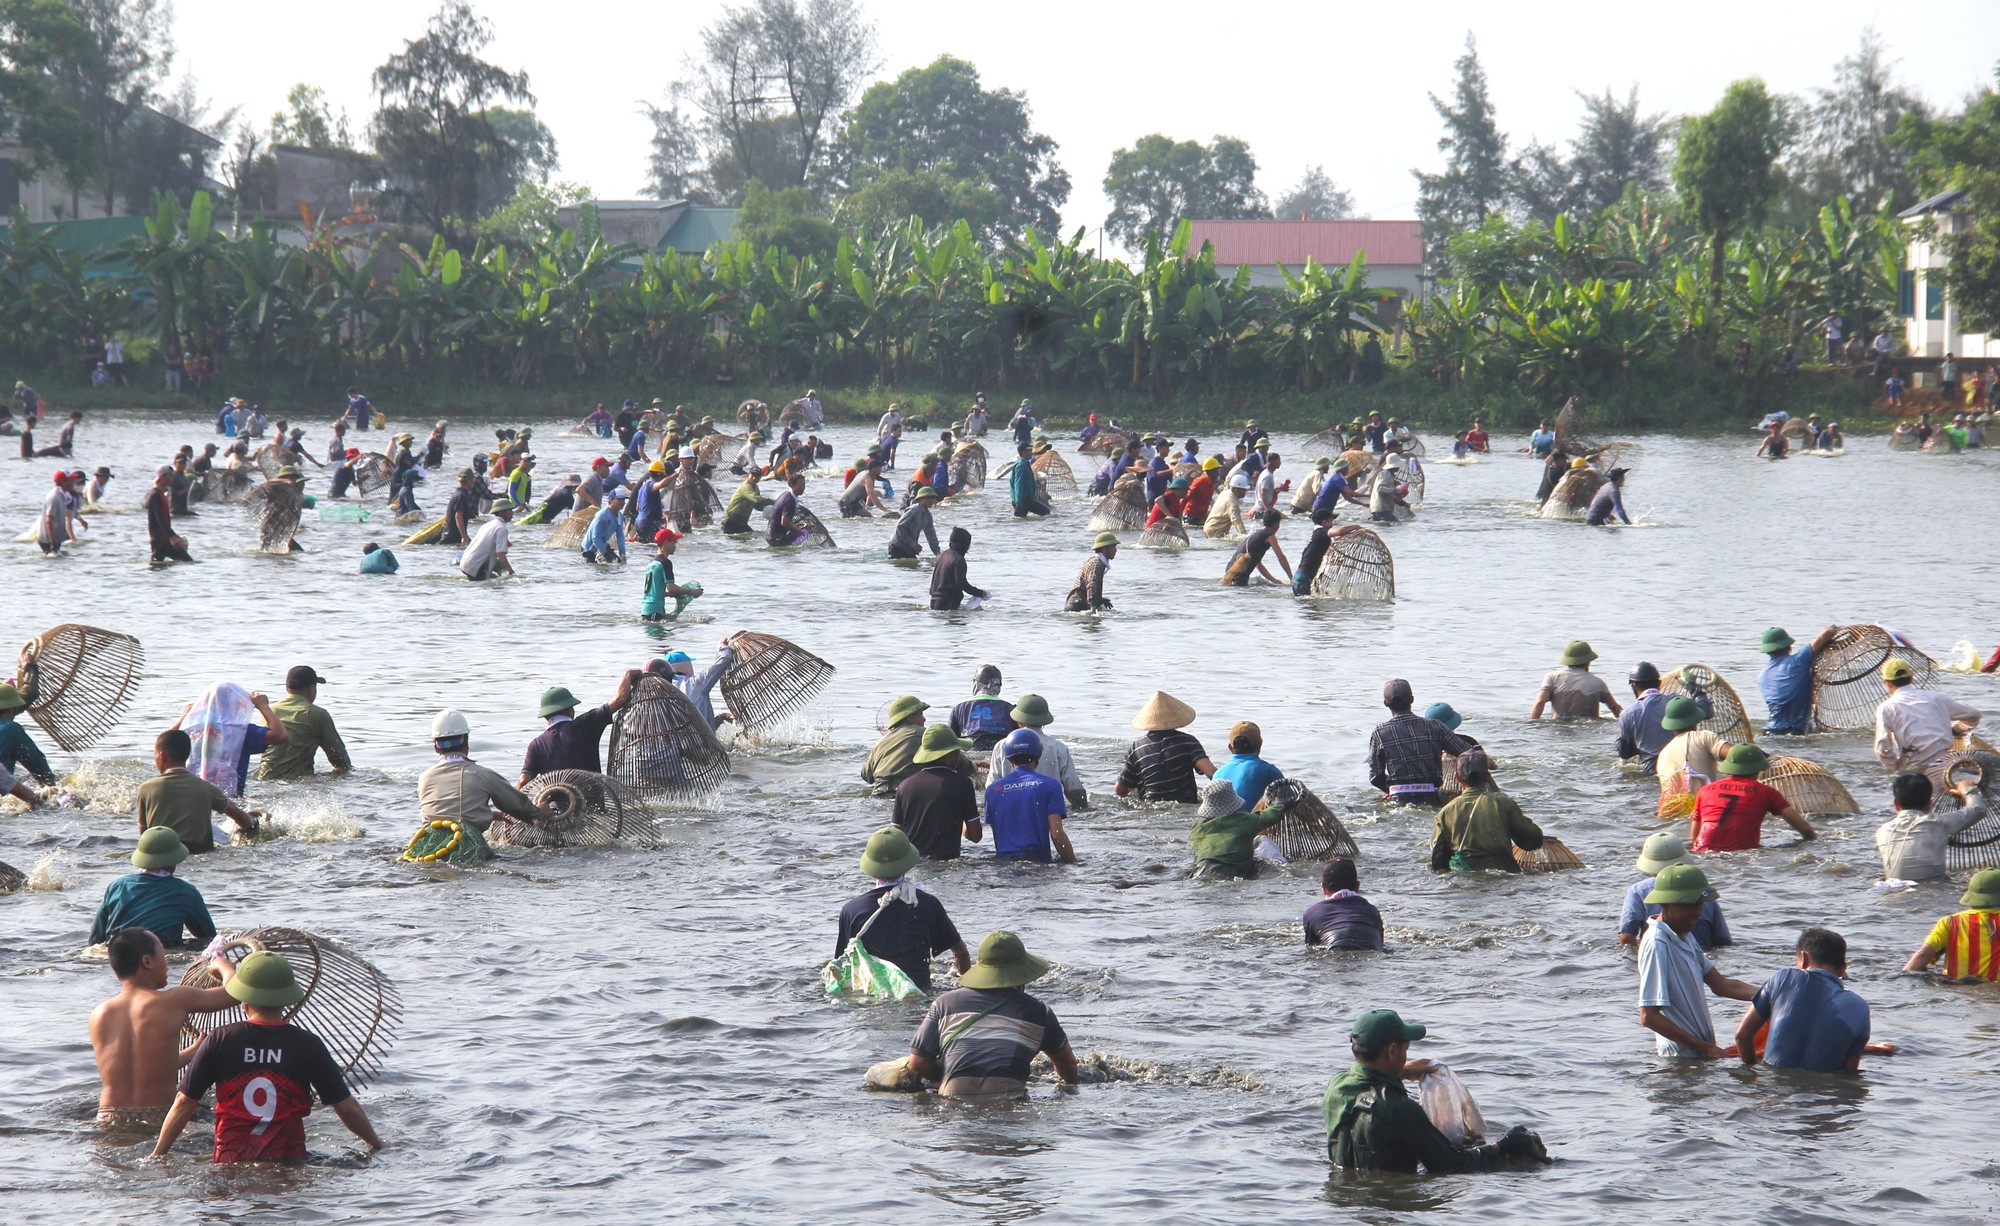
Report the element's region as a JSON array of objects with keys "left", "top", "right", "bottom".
[{"left": 1900, "top": 188, "right": 1999, "bottom": 360}]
